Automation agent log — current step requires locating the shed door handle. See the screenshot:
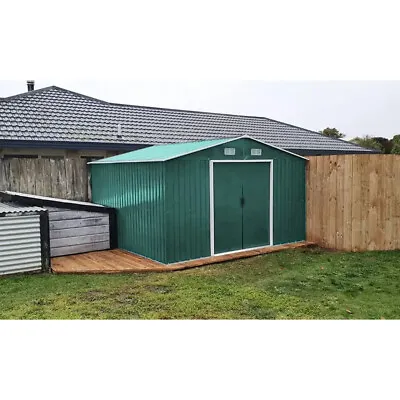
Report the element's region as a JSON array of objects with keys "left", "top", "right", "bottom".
[{"left": 240, "top": 197, "right": 245, "bottom": 207}]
